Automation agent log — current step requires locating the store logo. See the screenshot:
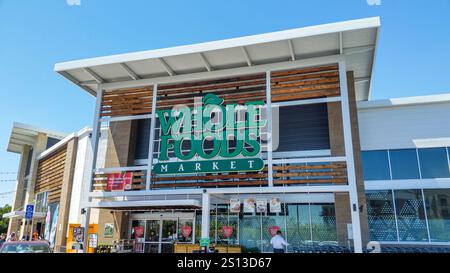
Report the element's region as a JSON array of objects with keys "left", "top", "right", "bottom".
[{"left": 154, "top": 93, "right": 266, "bottom": 174}]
